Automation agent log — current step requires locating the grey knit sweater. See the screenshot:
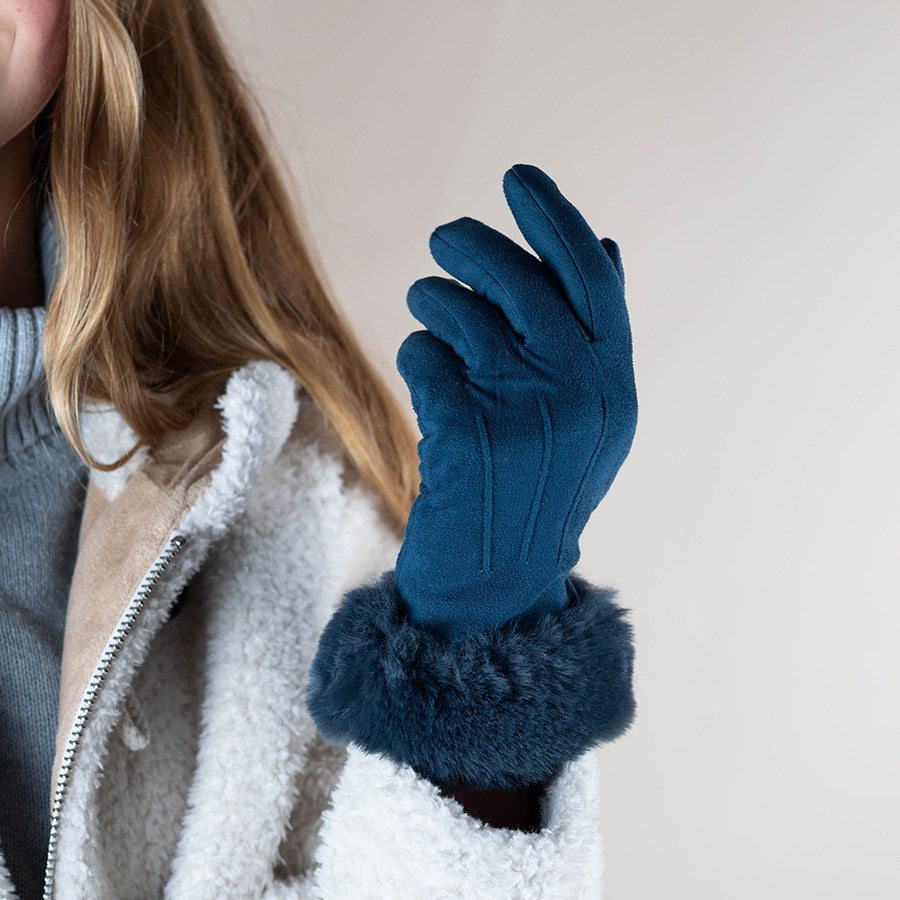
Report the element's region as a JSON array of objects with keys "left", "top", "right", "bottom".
[{"left": 0, "top": 197, "right": 89, "bottom": 899}]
